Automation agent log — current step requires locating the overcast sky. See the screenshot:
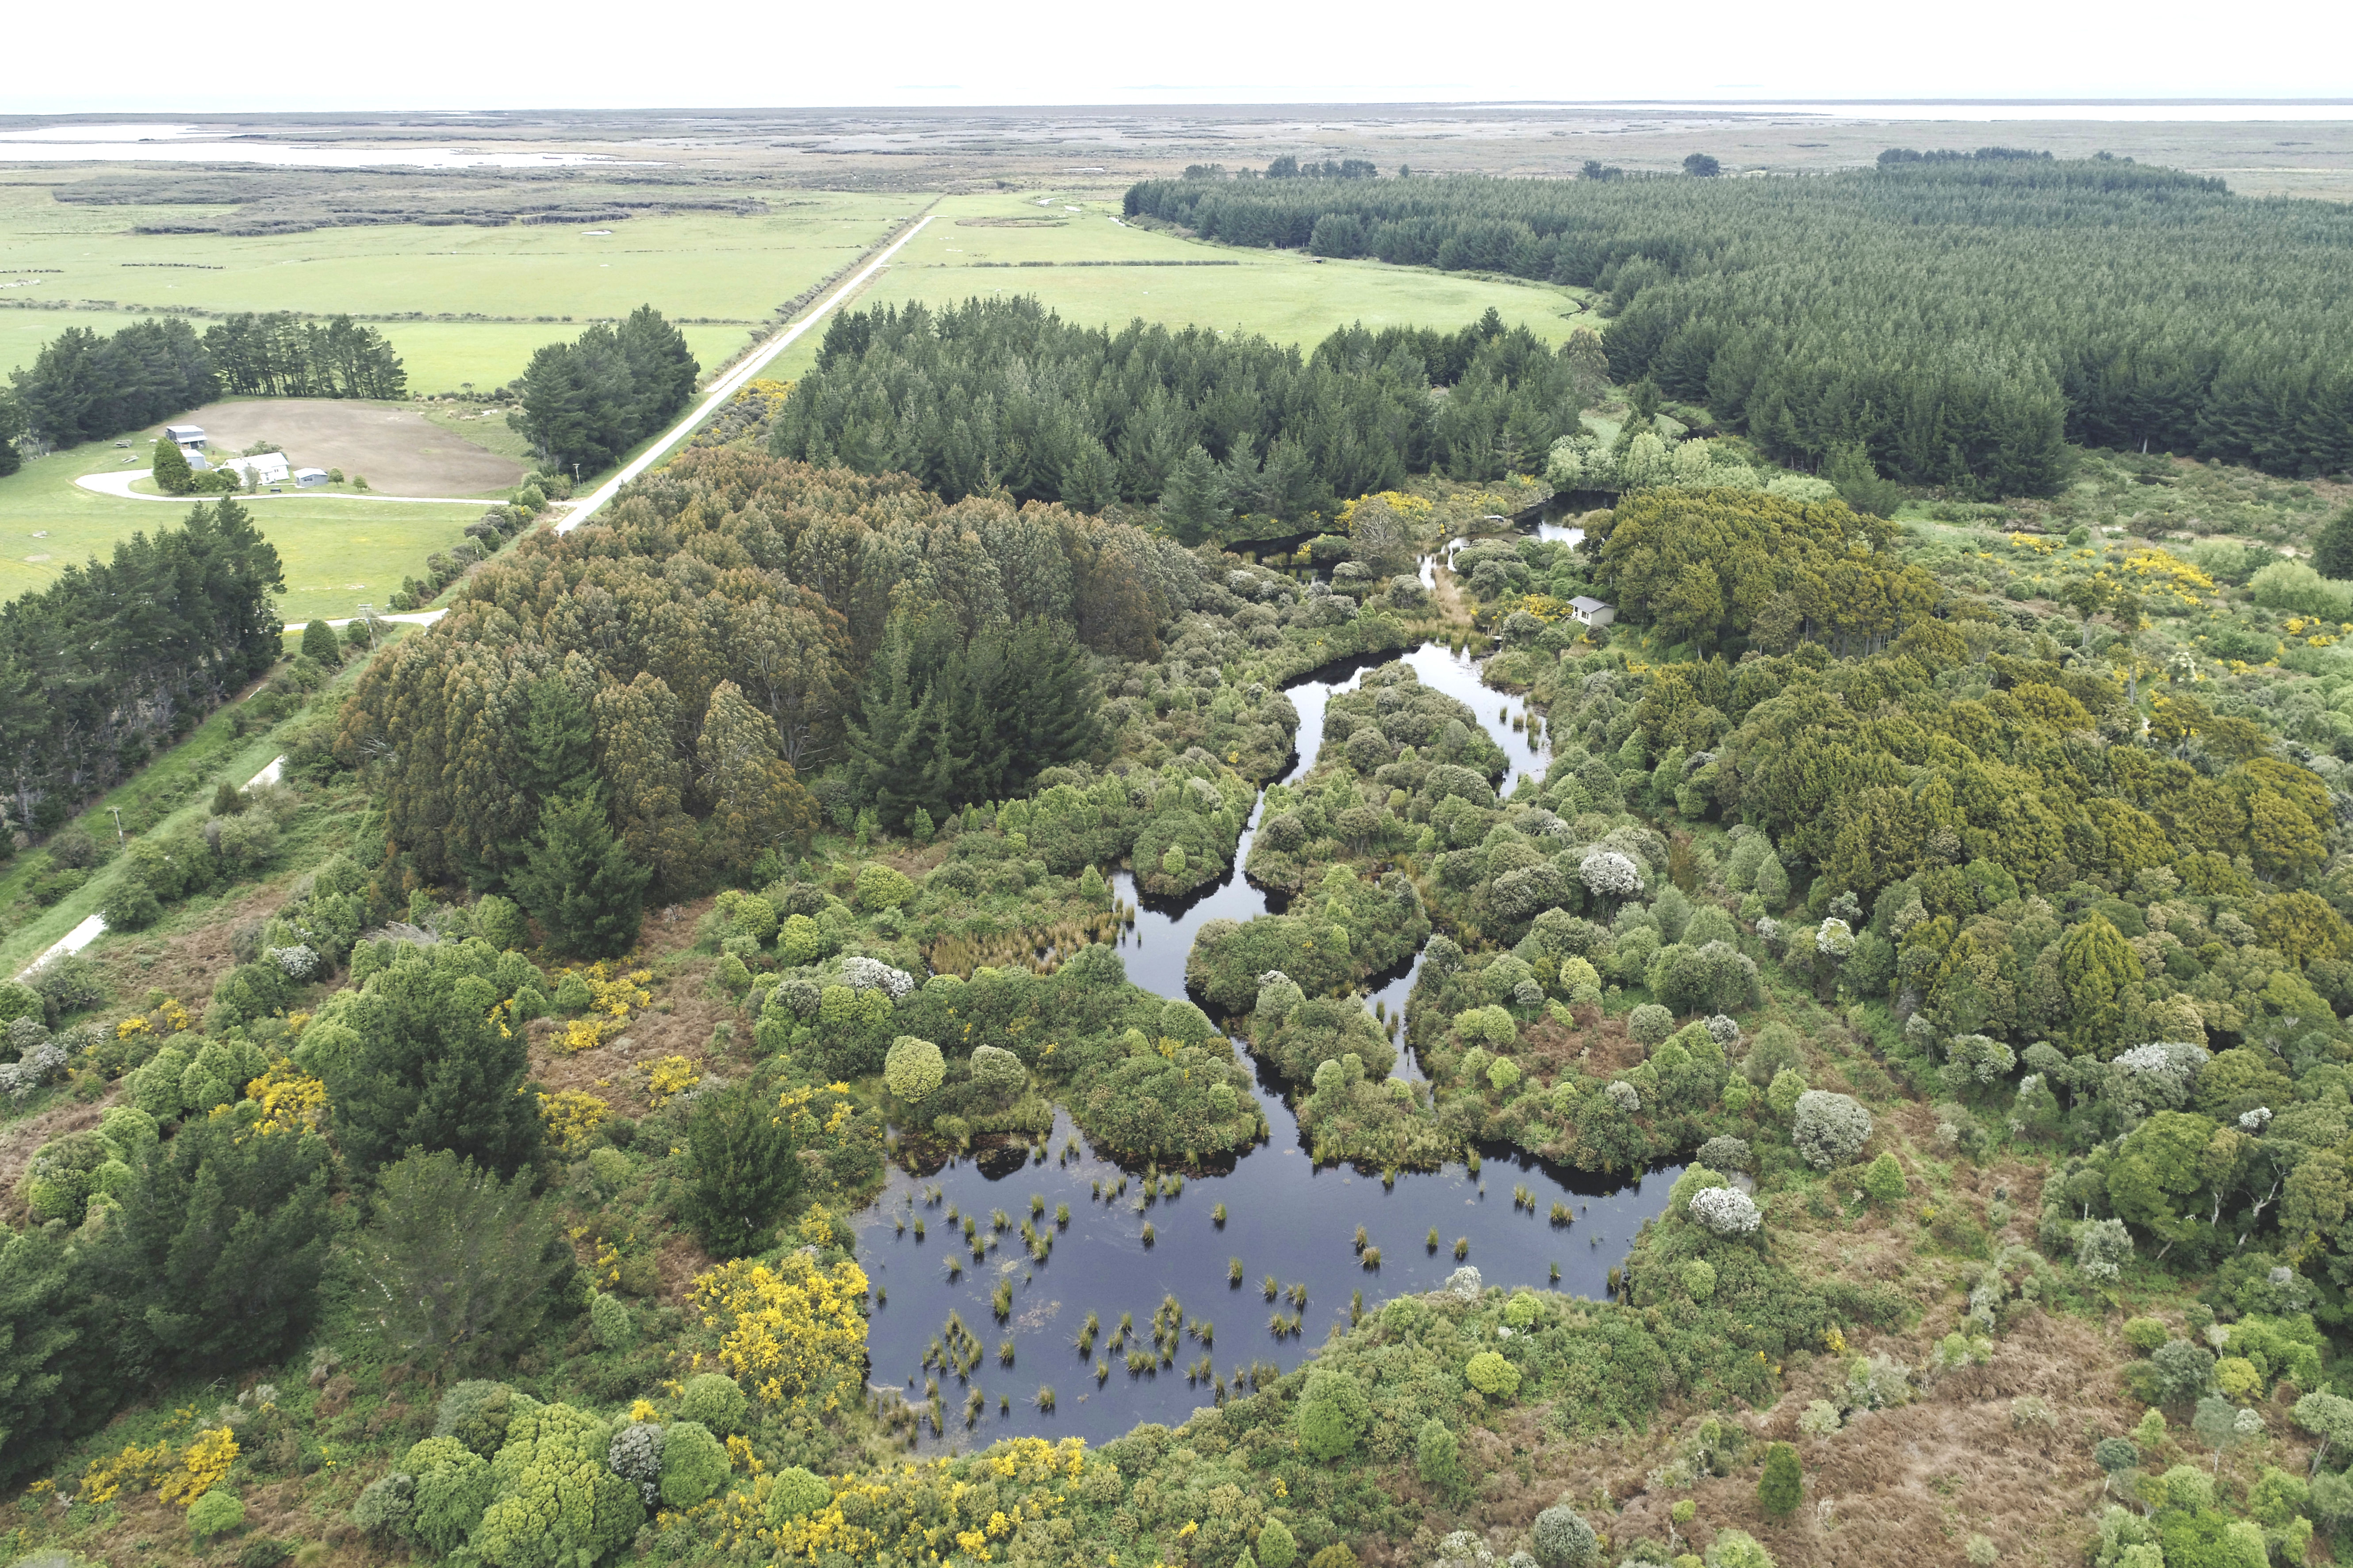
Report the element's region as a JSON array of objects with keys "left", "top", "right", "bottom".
[{"left": 7, "top": 0, "right": 2351, "bottom": 114}]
